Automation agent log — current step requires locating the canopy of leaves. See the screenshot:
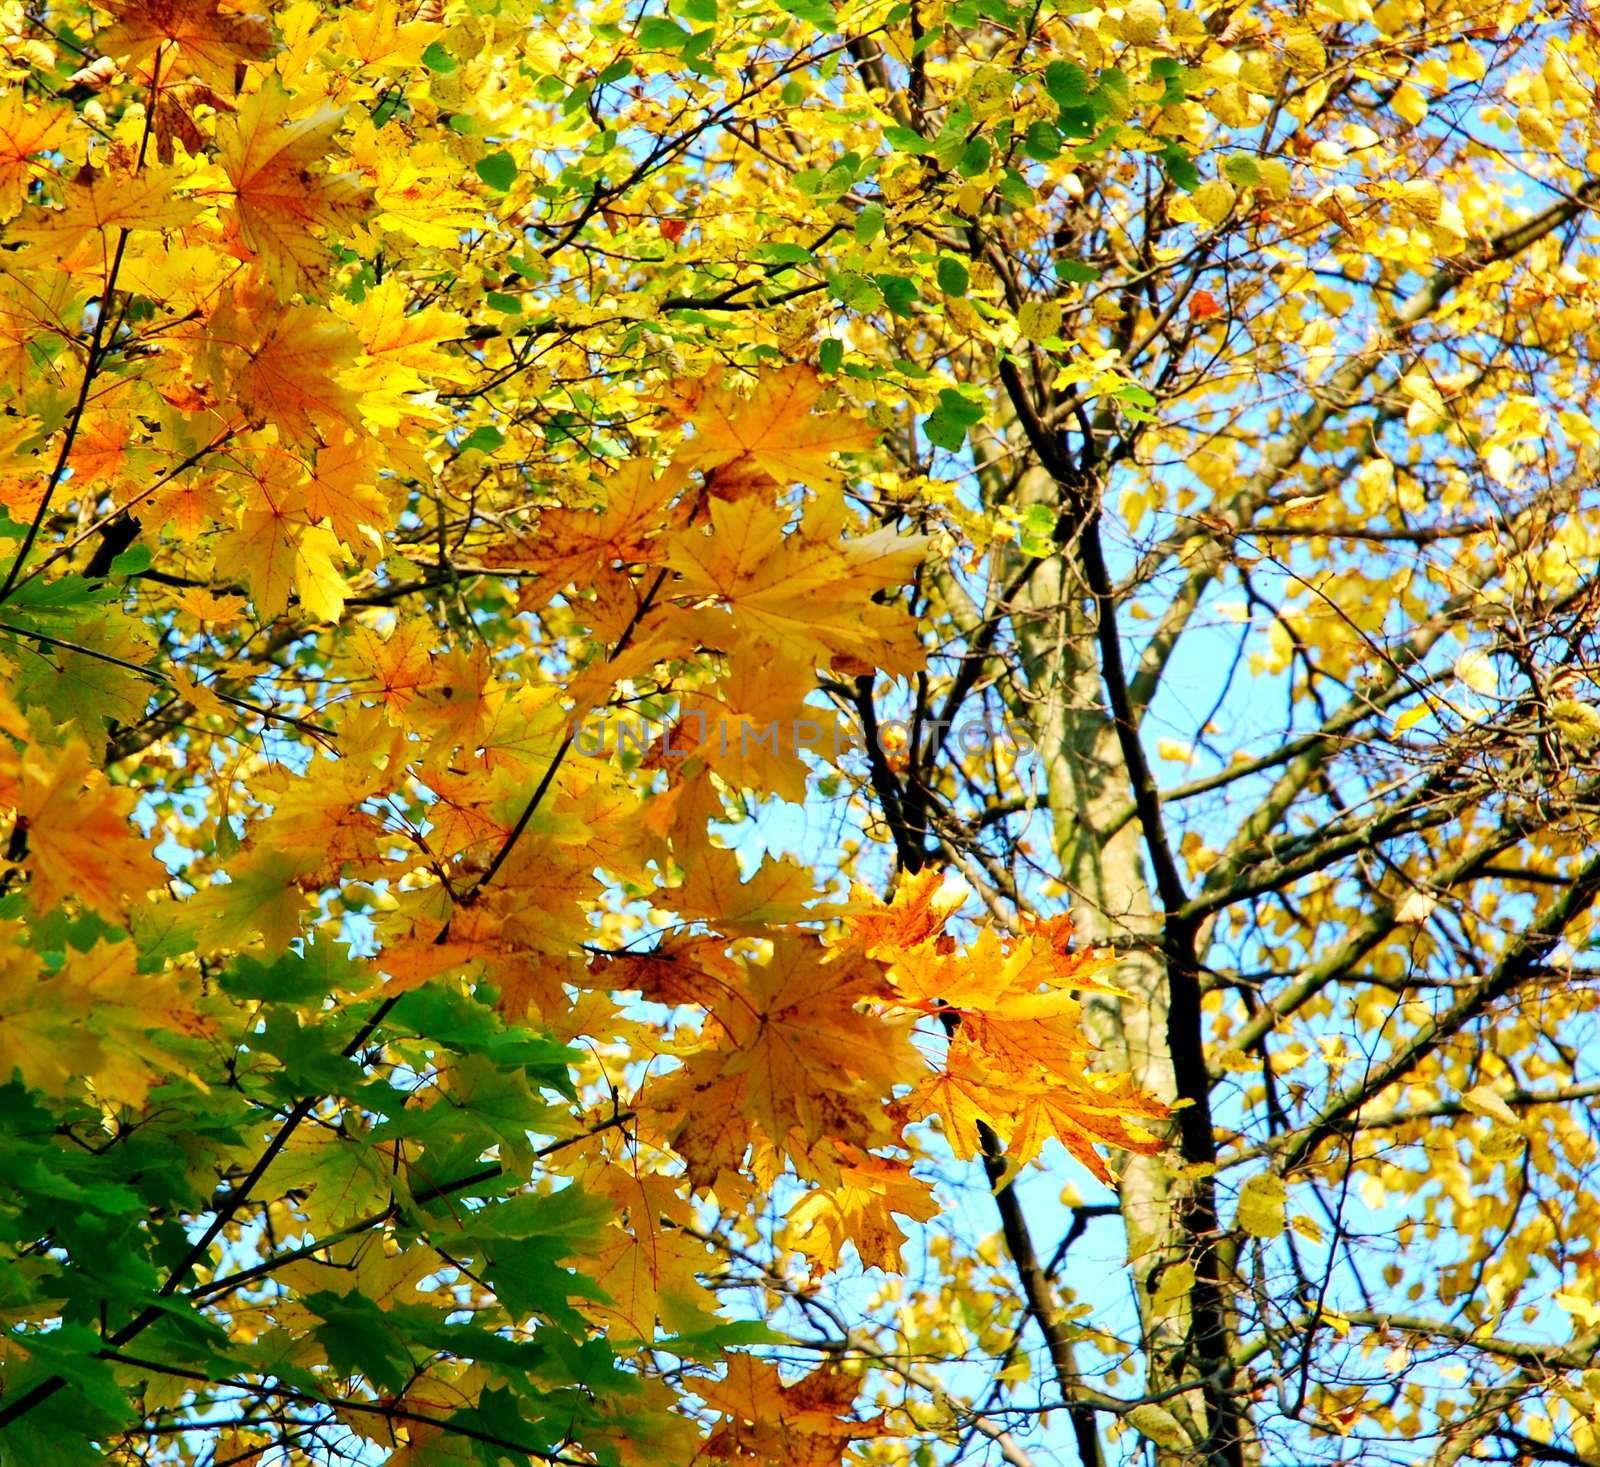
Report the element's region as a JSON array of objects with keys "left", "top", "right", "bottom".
[{"left": 5, "top": 0, "right": 1600, "bottom": 1462}]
